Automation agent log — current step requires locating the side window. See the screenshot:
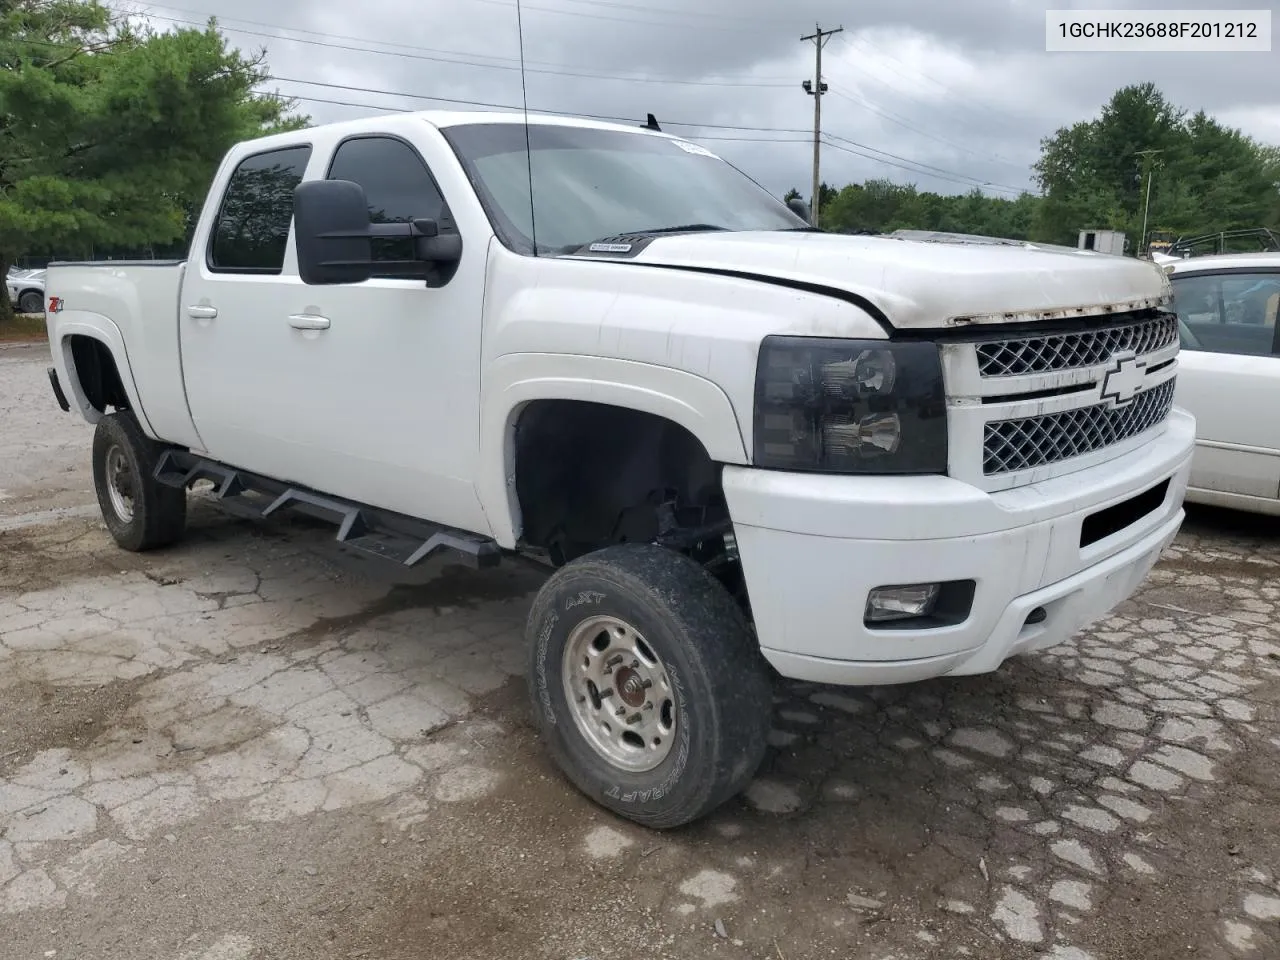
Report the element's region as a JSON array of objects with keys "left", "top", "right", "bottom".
[
  {"left": 1172, "top": 271, "right": 1280, "bottom": 357},
  {"left": 326, "top": 136, "right": 446, "bottom": 275},
  {"left": 208, "top": 145, "right": 312, "bottom": 274}
]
